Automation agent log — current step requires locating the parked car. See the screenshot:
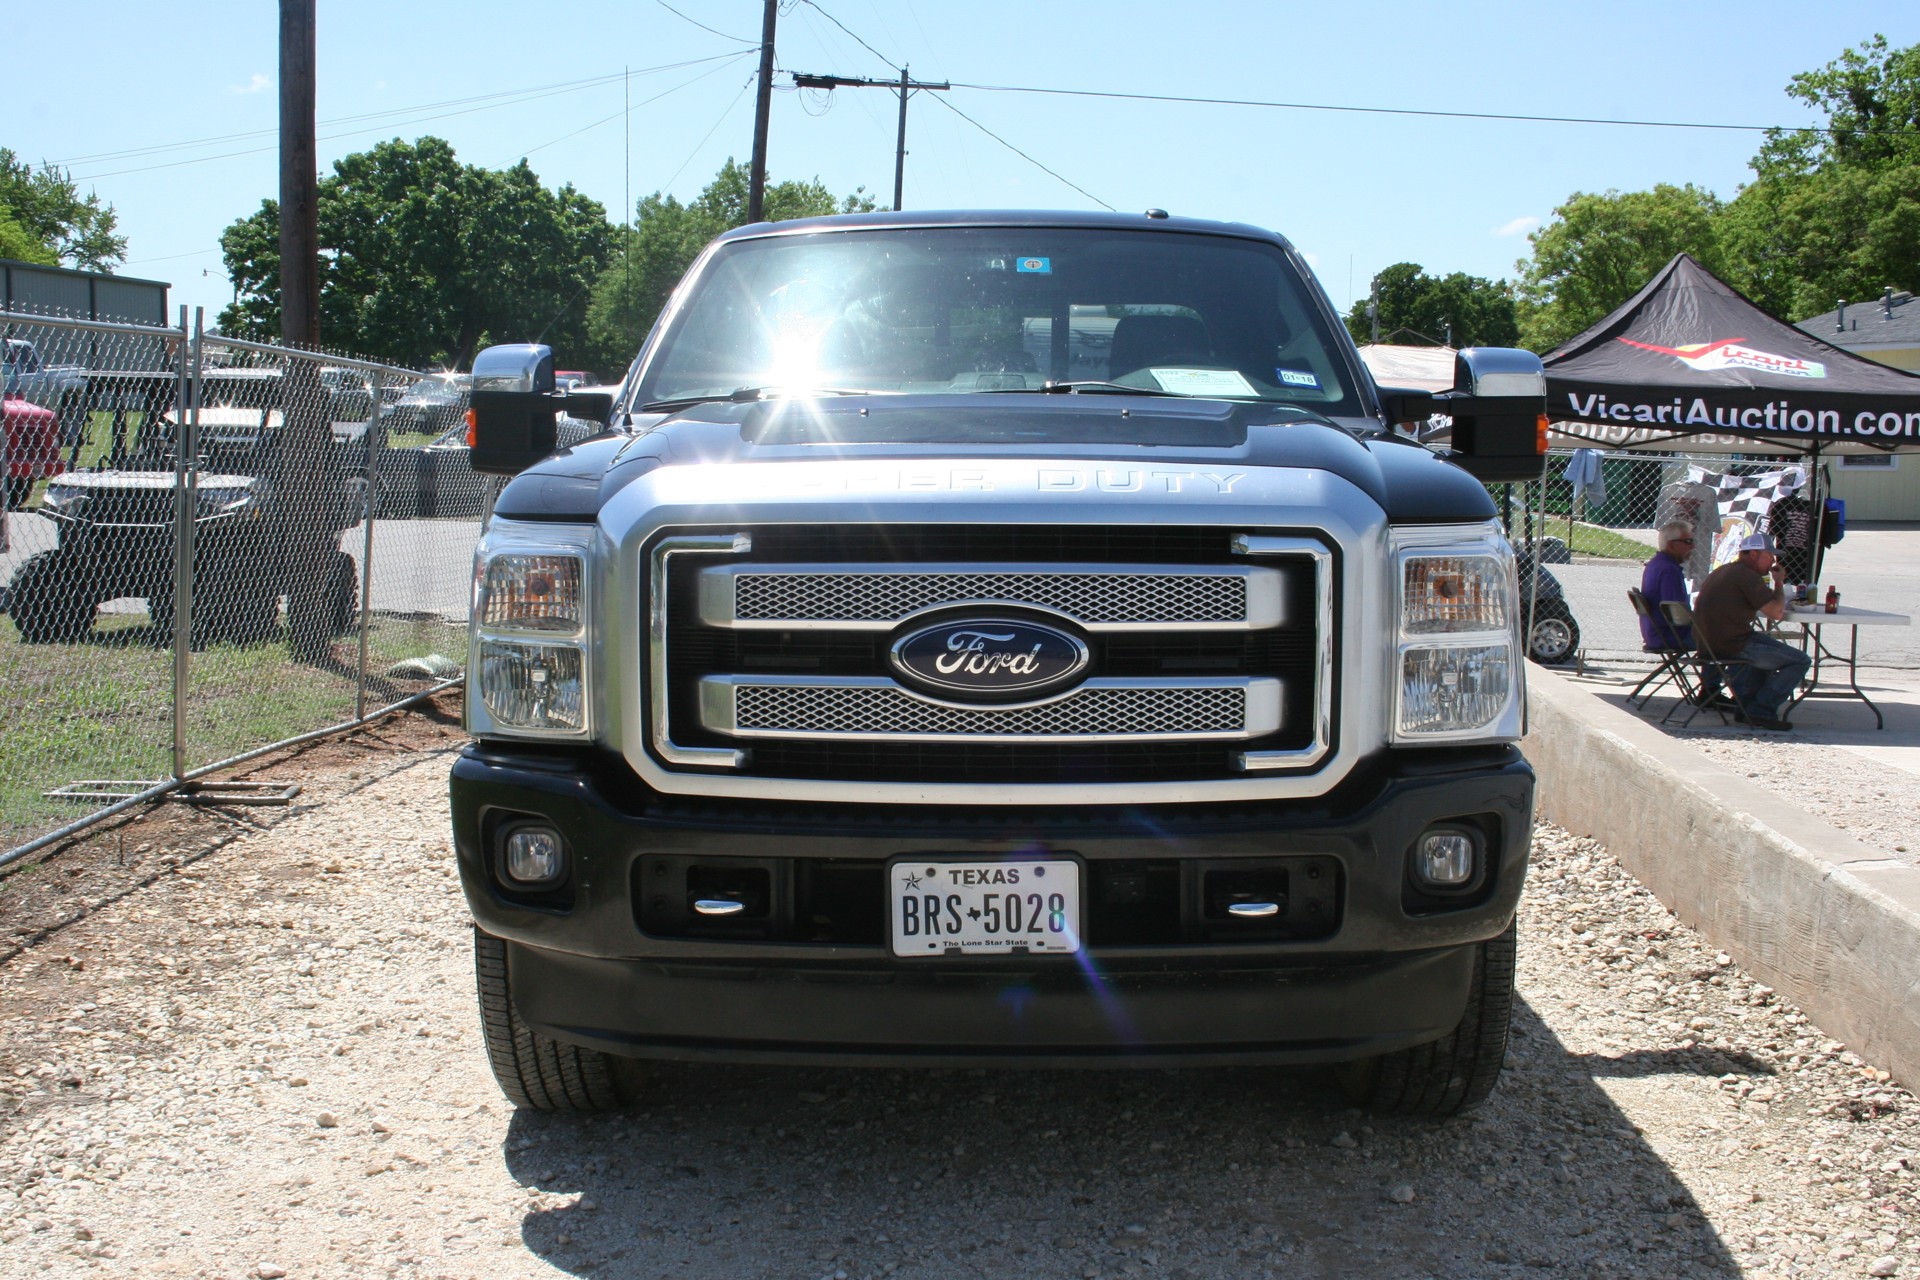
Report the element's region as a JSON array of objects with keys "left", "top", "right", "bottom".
[
  {"left": 384, "top": 372, "right": 471, "bottom": 439},
  {"left": 3, "top": 337, "right": 88, "bottom": 414},
  {"left": 1516, "top": 544, "right": 1581, "bottom": 665},
  {"left": 3, "top": 393, "right": 61, "bottom": 510},
  {"left": 8, "top": 376, "right": 364, "bottom": 646}
]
